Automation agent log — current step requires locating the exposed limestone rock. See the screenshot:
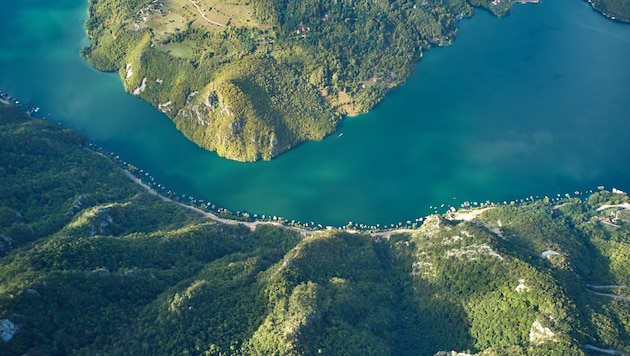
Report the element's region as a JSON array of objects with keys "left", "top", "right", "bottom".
[
  {"left": 515, "top": 279, "right": 530, "bottom": 293},
  {"left": 0, "top": 319, "right": 18, "bottom": 342},
  {"left": 445, "top": 244, "right": 504, "bottom": 261},
  {"left": 529, "top": 320, "right": 556, "bottom": 344}
]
